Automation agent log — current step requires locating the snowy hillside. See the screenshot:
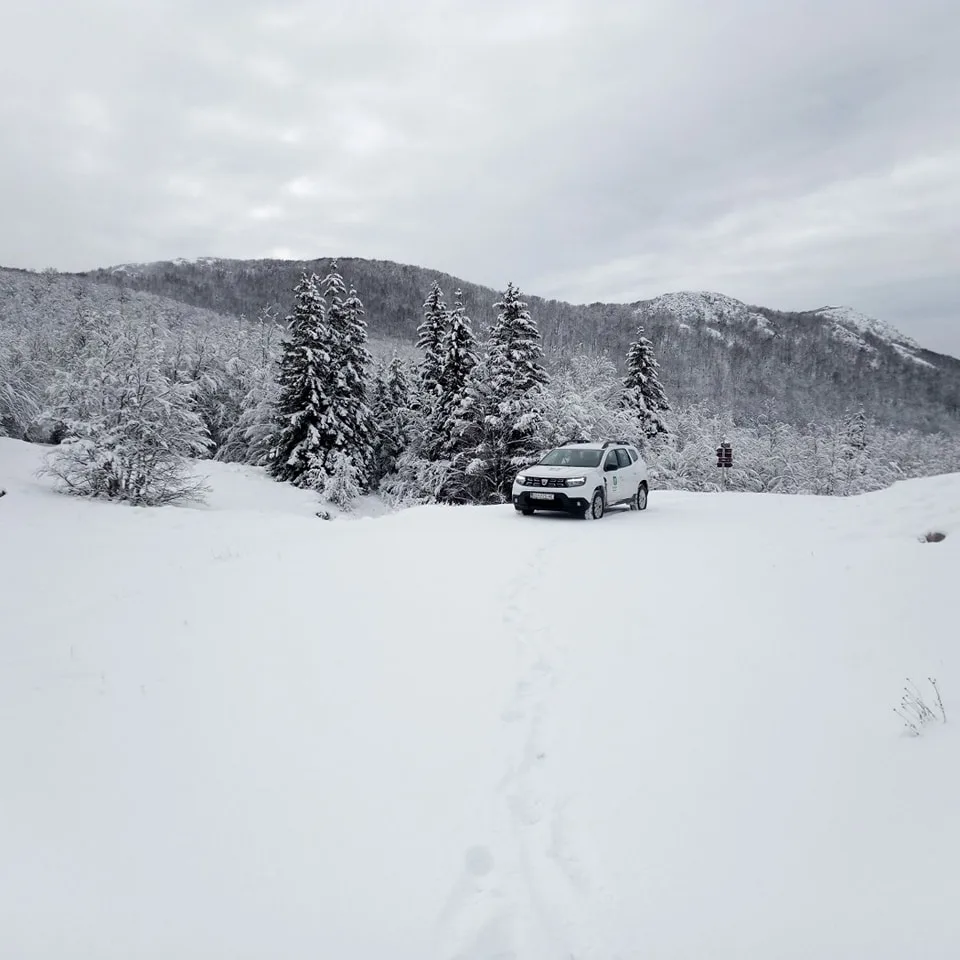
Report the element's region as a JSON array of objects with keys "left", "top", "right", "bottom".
[
  {"left": 66, "top": 257, "right": 960, "bottom": 432},
  {"left": 794, "top": 304, "right": 935, "bottom": 368},
  {"left": 2, "top": 438, "right": 959, "bottom": 959},
  {"left": 641, "top": 292, "right": 934, "bottom": 365},
  {"left": 812, "top": 304, "right": 919, "bottom": 348},
  {"left": 642, "top": 290, "right": 776, "bottom": 339}
]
